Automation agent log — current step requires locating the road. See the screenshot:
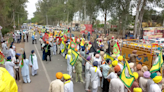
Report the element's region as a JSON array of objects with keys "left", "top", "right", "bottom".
[{"left": 22, "top": 34, "right": 102, "bottom": 92}]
